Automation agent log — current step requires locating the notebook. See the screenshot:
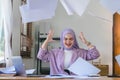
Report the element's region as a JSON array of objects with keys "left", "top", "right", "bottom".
[{"left": 11, "top": 56, "right": 44, "bottom": 77}]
